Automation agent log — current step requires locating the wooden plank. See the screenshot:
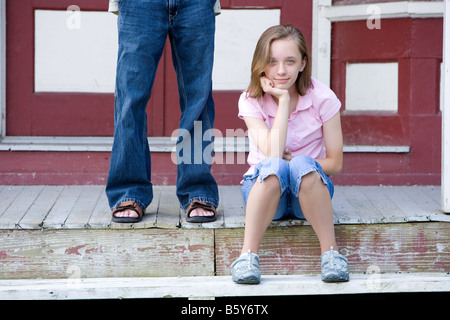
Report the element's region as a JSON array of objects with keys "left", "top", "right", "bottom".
[
  {"left": 361, "top": 186, "right": 406, "bottom": 222},
  {"left": 18, "top": 185, "right": 64, "bottom": 229},
  {"left": 64, "top": 185, "right": 104, "bottom": 229},
  {"left": 422, "top": 185, "right": 441, "bottom": 204},
  {"left": 381, "top": 185, "right": 427, "bottom": 219},
  {"left": 399, "top": 186, "right": 441, "bottom": 212},
  {"left": 398, "top": 186, "right": 443, "bottom": 222},
  {"left": 0, "top": 185, "right": 43, "bottom": 228},
  {"left": 0, "top": 186, "right": 23, "bottom": 217},
  {"left": 332, "top": 186, "right": 361, "bottom": 224},
  {"left": 338, "top": 186, "right": 385, "bottom": 223},
  {"left": 154, "top": 186, "right": 181, "bottom": 229},
  {"left": 0, "top": 273, "right": 448, "bottom": 300},
  {"left": 41, "top": 186, "right": 83, "bottom": 229},
  {"left": 215, "top": 222, "right": 450, "bottom": 276},
  {"left": 0, "top": 228, "right": 215, "bottom": 279},
  {"left": 87, "top": 187, "right": 111, "bottom": 228}
]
